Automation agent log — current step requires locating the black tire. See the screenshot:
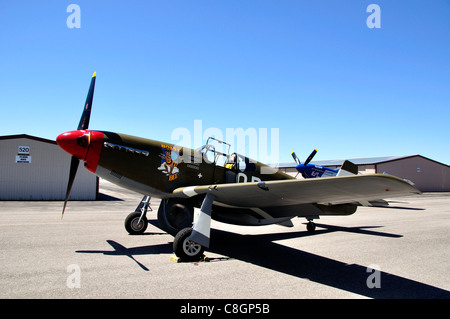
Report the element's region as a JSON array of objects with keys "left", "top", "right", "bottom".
[
  {"left": 157, "top": 200, "right": 193, "bottom": 236},
  {"left": 173, "top": 227, "right": 205, "bottom": 262},
  {"left": 124, "top": 212, "right": 148, "bottom": 235},
  {"left": 307, "top": 221, "right": 316, "bottom": 232}
]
